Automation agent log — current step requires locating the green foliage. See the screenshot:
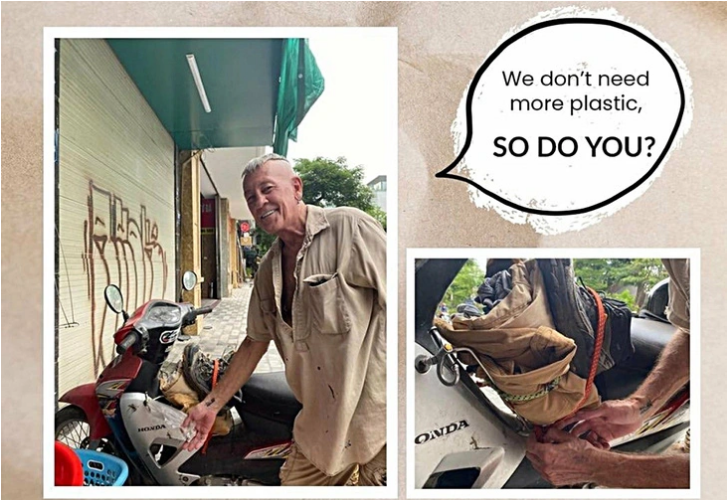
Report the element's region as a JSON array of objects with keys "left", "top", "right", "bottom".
[
  {"left": 294, "top": 156, "right": 386, "bottom": 230},
  {"left": 295, "top": 156, "right": 371, "bottom": 208},
  {"left": 252, "top": 227, "right": 276, "bottom": 256},
  {"left": 611, "top": 289, "right": 638, "bottom": 312},
  {"left": 573, "top": 258, "right": 669, "bottom": 311},
  {"left": 366, "top": 205, "right": 388, "bottom": 232},
  {"left": 443, "top": 260, "right": 485, "bottom": 309},
  {"left": 254, "top": 156, "right": 386, "bottom": 254}
]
